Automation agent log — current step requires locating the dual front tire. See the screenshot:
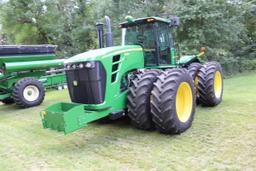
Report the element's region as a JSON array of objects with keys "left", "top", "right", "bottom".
[
  {"left": 128, "top": 69, "right": 196, "bottom": 134},
  {"left": 127, "top": 70, "right": 161, "bottom": 130},
  {"left": 151, "top": 69, "right": 196, "bottom": 134},
  {"left": 127, "top": 62, "right": 223, "bottom": 134}
]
